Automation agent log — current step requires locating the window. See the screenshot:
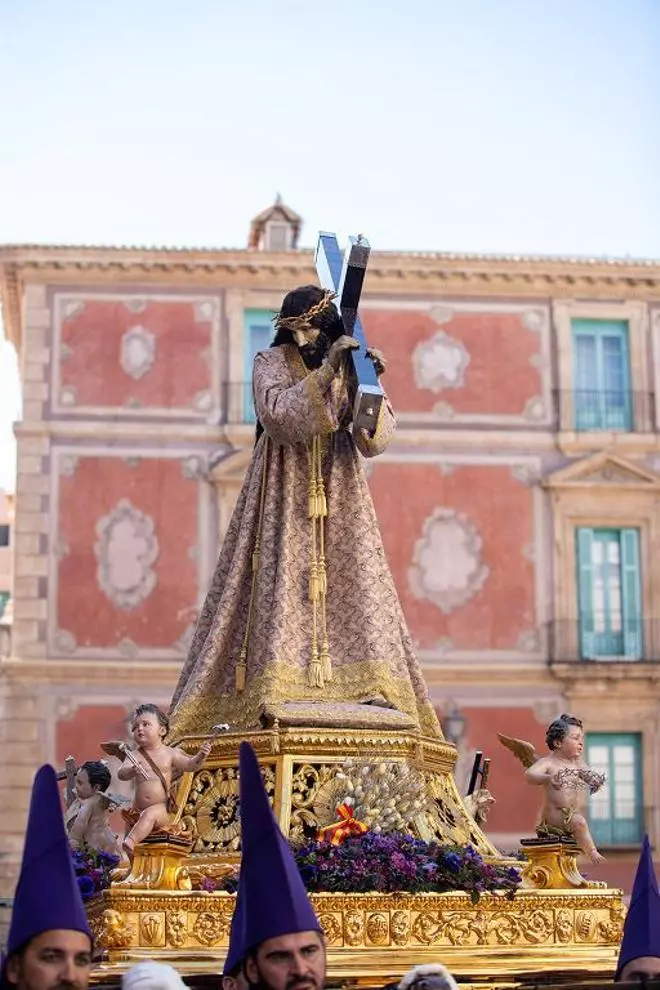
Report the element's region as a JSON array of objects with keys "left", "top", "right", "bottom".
[
  {"left": 0, "top": 592, "right": 8, "bottom": 618},
  {"left": 264, "top": 222, "right": 291, "bottom": 252},
  {"left": 244, "top": 310, "right": 275, "bottom": 423},
  {"left": 572, "top": 319, "right": 632, "bottom": 431},
  {"left": 0, "top": 525, "right": 9, "bottom": 547},
  {"left": 576, "top": 527, "right": 642, "bottom": 659},
  {"left": 587, "top": 733, "right": 643, "bottom": 845}
]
